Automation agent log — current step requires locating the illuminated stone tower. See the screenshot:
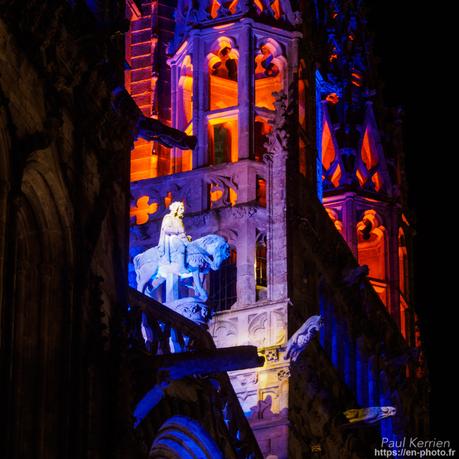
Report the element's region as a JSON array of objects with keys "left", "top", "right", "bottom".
[
  {"left": 315, "top": 2, "right": 419, "bottom": 346},
  {"left": 128, "top": 1, "right": 302, "bottom": 455},
  {"left": 127, "top": 0, "right": 428, "bottom": 457},
  {"left": 166, "top": 3, "right": 307, "bottom": 456}
]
